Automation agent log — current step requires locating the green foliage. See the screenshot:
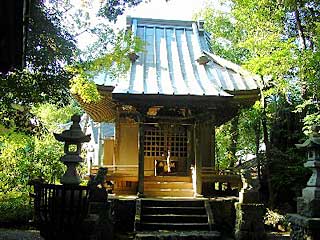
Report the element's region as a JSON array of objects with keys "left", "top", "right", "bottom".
[
  {"left": 31, "top": 102, "right": 82, "bottom": 133},
  {"left": 98, "top": 0, "right": 144, "bottom": 22},
  {"left": 68, "top": 29, "right": 145, "bottom": 103},
  {"left": 215, "top": 103, "right": 262, "bottom": 169},
  {"left": 0, "top": 0, "right": 77, "bottom": 131},
  {"left": 0, "top": 131, "right": 65, "bottom": 194},
  {"left": 0, "top": 191, "right": 33, "bottom": 224},
  {"left": 0, "top": 0, "right": 147, "bottom": 225},
  {"left": 199, "top": 0, "right": 319, "bottom": 208},
  {"left": 0, "top": 103, "right": 82, "bottom": 224},
  {"left": 216, "top": 123, "right": 232, "bottom": 169}
]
